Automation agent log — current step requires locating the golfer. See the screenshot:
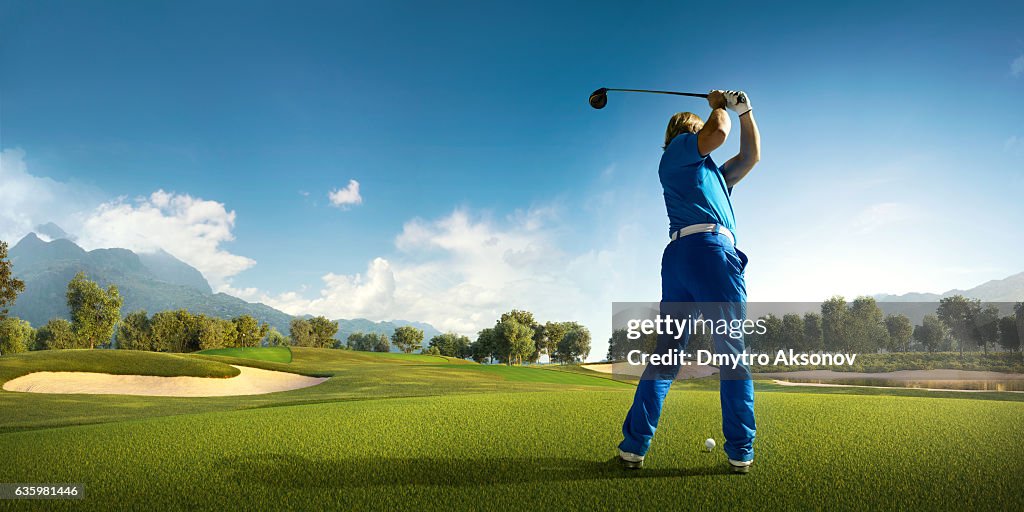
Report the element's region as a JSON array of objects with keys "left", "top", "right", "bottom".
[{"left": 617, "top": 90, "right": 761, "bottom": 473}]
